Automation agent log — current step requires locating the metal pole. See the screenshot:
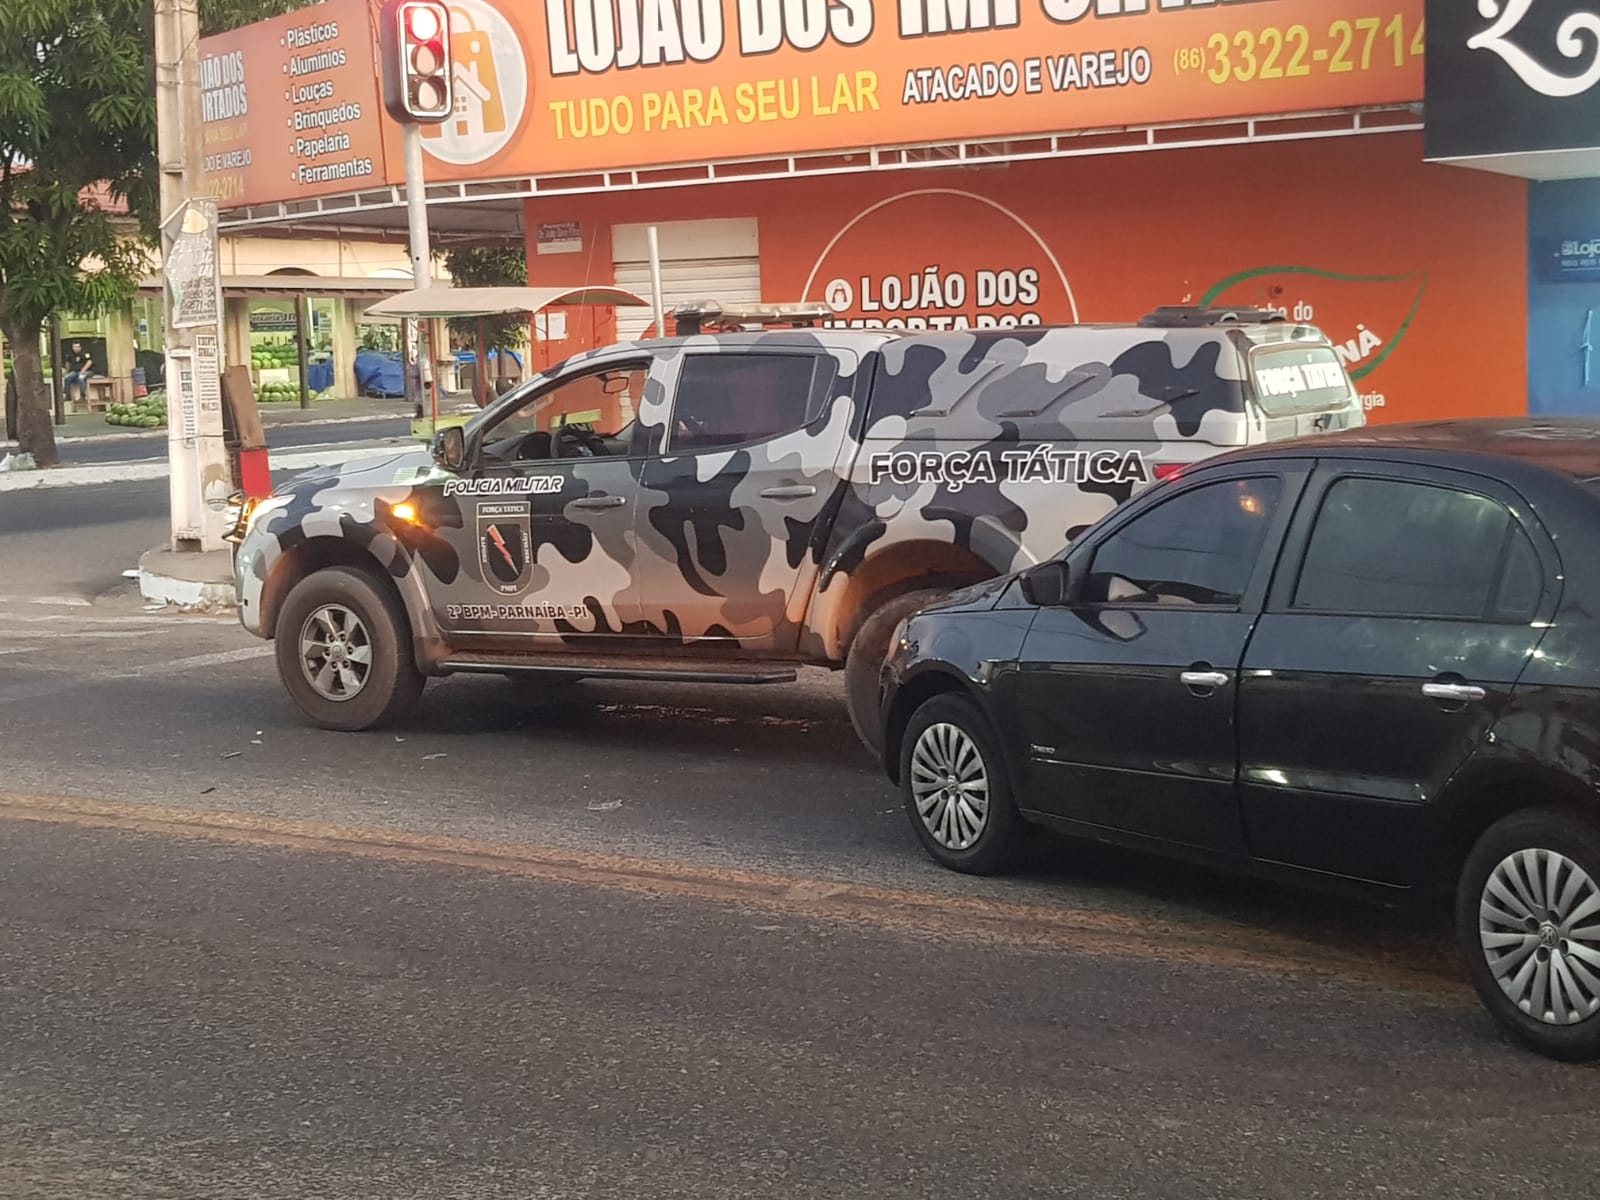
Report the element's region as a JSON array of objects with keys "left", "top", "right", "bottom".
[
  {"left": 47, "top": 318, "right": 64, "bottom": 425},
  {"left": 646, "top": 225, "right": 666, "bottom": 337},
  {"left": 402, "top": 125, "right": 436, "bottom": 430},
  {"left": 295, "top": 294, "right": 311, "bottom": 410}
]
